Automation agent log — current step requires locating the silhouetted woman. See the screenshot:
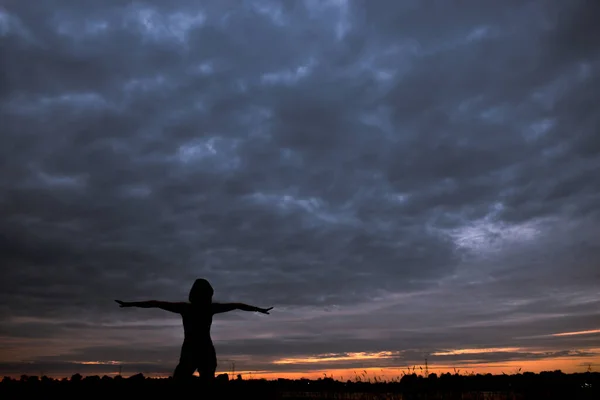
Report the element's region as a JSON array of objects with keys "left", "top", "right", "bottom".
[{"left": 115, "top": 278, "right": 272, "bottom": 382}]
